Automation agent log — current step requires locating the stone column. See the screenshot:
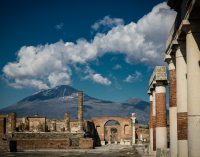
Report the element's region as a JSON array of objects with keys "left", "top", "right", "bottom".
[
  {"left": 64, "top": 113, "right": 70, "bottom": 132},
  {"left": 155, "top": 83, "right": 167, "bottom": 149},
  {"left": 78, "top": 91, "right": 83, "bottom": 131},
  {"left": 176, "top": 42, "right": 188, "bottom": 157},
  {"left": 168, "top": 58, "right": 178, "bottom": 157},
  {"left": 149, "top": 94, "right": 154, "bottom": 155},
  {"left": 152, "top": 90, "right": 156, "bottom": 153},
  {"left": 131, "top": 113, "right": 136, "bottom": 145},
  {"left": 186, "top": 25, "right": 200, "bottom": 157}
]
